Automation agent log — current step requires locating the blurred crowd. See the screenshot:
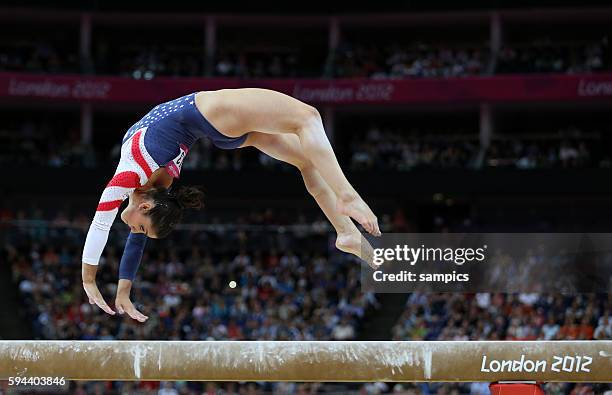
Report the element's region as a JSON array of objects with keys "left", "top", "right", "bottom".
[
  {"left": 214, "top": 53, "right": 302, "bottom": 79},
  {"left": 393, "top": 293, "right": 611, "bottom": 341},
  {"left": 0, "top": 119, "right": 97, "bottom": 169},
  {"left": 1, "top": 203, "right": 611, "bottom": 394},
  {"left": 9, "top": 233, "right": 373, "bottom": 342},
  {"left": 390, "top": 293, "right": 611, "bottom": 395},
  {"left": 0, "top": 41, "right": 80, "bottom": 74},
  {"left": 496, "top": 38, "right": 609, "bottom": 74},
  {"left": 109, "top": 47, "right": 204, "bottom": 79},
  {"left": 484, "top": 138, "right": 604, "bottom": 169},
  {"left": 2, "top": 11, "right": 612, "bottom": 395},
  {"left": 326, "top": 42, "right": 489, "bottom": 79},
  {"left": 3, "top": 119, "right": 609, "bottom": 172},
  {"left": 3, "top": 215, "right": 376, "bottom": 394},
  {"left": 348, "top": 126, "right": 479, "bottom": 170},
  {"left": 0, "top": 119, "right": 276, "bottom": 170},
  {"left": 0, "top": 36, "right": 609, "bottom": 79},
  {"left": 348, "top": 126, "right": 609, "bottom": 171}
]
